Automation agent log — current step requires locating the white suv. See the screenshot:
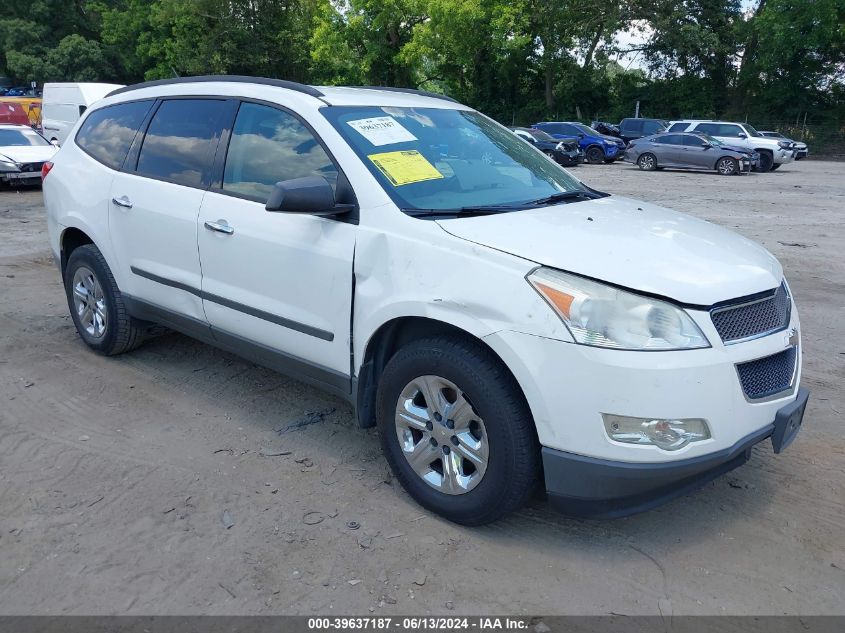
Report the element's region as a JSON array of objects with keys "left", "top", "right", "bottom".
[
  {"left": 43, "top": 76, "right": 808, "bottom": 524},
  {"left": 667, "top": 120, "right": 795, "bottom": 171}
]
